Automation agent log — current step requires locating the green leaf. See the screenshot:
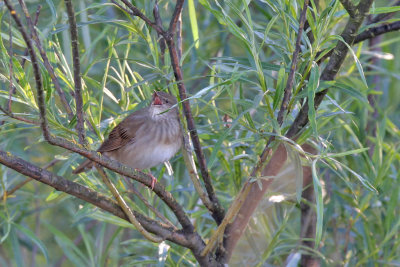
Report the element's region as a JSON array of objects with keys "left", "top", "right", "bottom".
[
  {"left": 13, "top": 223, "right": 49, "bottom": 264},
  {"left": 311, "top": 159, "right": 323, "bottom": 247},
  {"left": 188, "top": 0, "right": 200, "bottom": 49}
]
